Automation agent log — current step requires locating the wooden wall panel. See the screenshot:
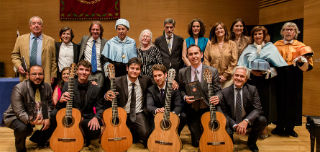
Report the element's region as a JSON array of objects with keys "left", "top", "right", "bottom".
[
  {"left": 303, "top": 0, "right": 320, "bottom": 116},
  {"left": 259, "top": 0, "right": 303, "bottom": 25},
  {"left": 0, "top": 0, "right": 259, "bottom": 77}
]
